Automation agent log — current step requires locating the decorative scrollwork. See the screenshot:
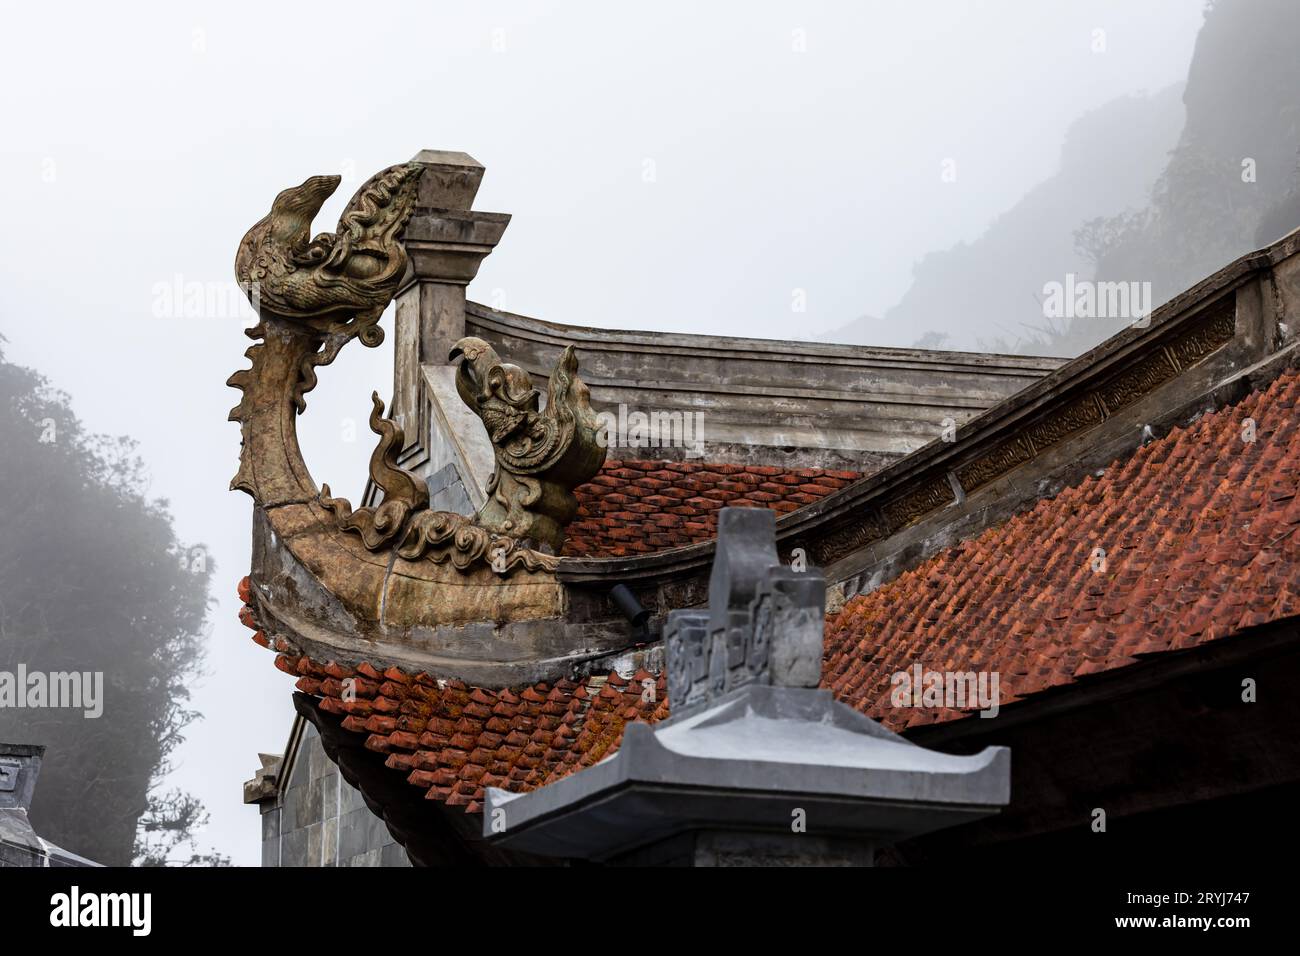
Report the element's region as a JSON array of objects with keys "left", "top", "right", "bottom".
[
  {"left": 317, "top": 393, "right": 564, "bottom": 575},
  {"left": 230, "top": 162, "right": 604, "bottom": 579},
  {"left": 233, "top": 163, "right": 421, "bottom": 414},
  {"left": 399, "top": 511, "right": 559, "bottom": 574},
  {"left": 319, "top": 393, "right": 429, "bottom": 551}
]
